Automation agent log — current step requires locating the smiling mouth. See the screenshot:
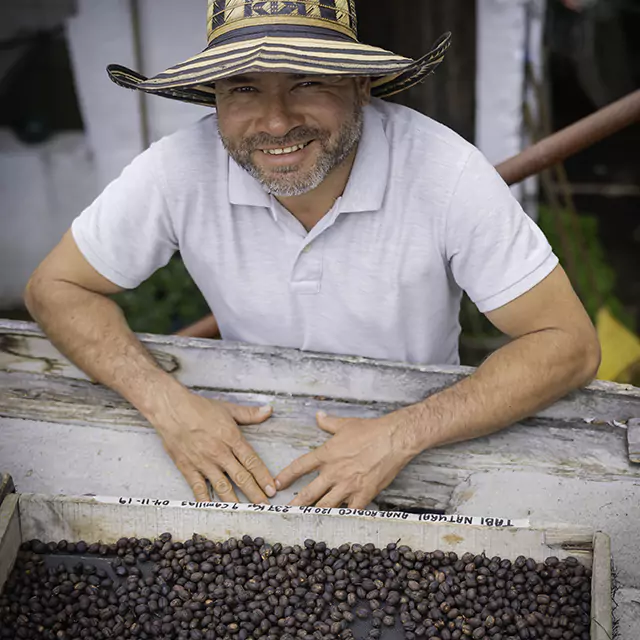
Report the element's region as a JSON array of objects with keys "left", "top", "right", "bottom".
[{"left": 261, "top": 141, "right": 313, "bottom": 156}]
